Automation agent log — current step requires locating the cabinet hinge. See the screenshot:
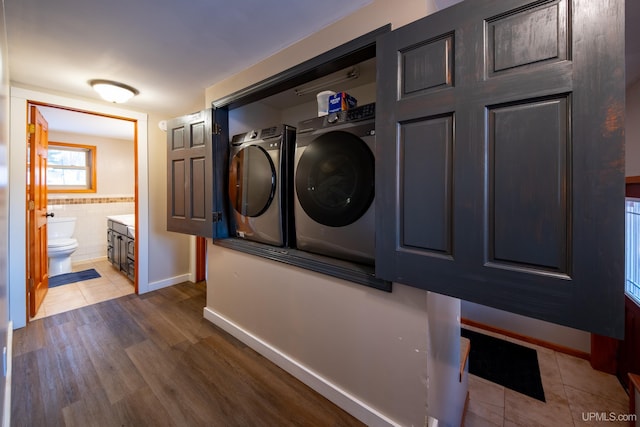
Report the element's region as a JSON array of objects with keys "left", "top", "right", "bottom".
[
  {"left": 212, "top": 212, "right": 223, "bottom": 222},
  {"left": 28, "top": 124, "right": 35, "bottom": 134},
  {"left": 213, "top": 123, "right": 222, "bottom": 135}
]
